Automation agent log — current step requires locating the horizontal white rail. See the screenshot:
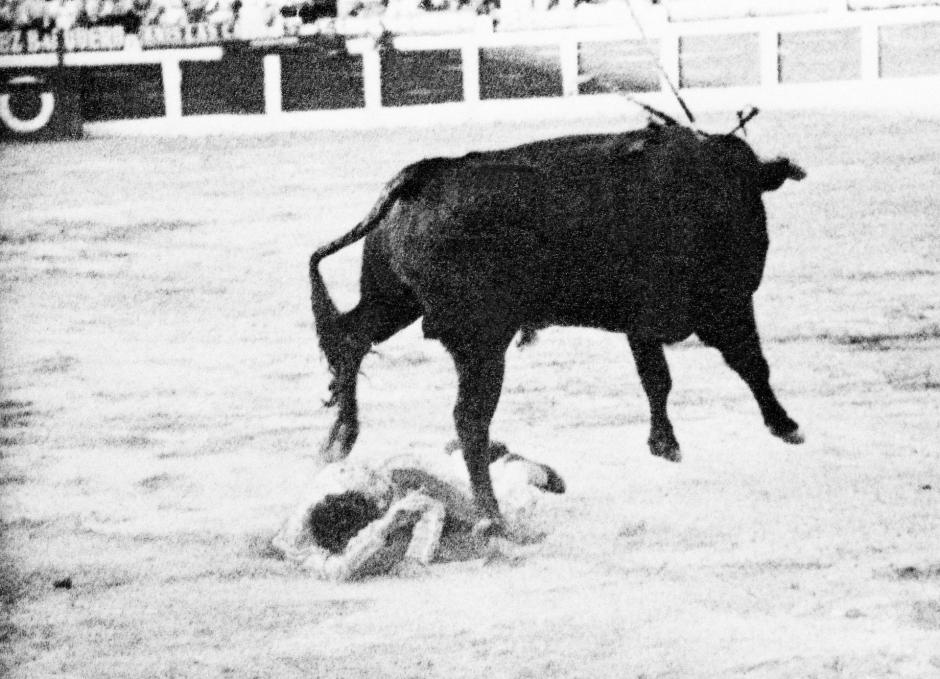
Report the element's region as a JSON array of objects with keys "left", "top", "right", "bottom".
[
  {"left": 659, "top": 5, "right": 940, "bottom": 34},
  {"left": 65, "top": 45, "right": 224, "bottom": 65},
  {"left": 0, "top": 44, "right": 223, "bottom": 67}
]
